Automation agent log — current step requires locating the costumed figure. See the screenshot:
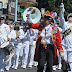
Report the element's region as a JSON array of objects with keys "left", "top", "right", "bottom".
[{"left": 23, "top": 7, "right": 64, "bottom": 72}]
